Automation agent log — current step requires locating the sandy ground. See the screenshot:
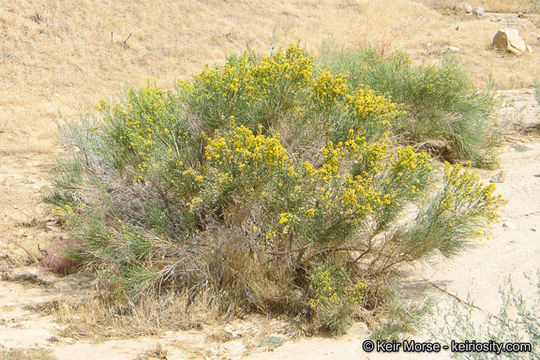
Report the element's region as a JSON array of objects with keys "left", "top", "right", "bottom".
[{"left": 1, "top": 0, "right": 540, "bottom": 359}]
